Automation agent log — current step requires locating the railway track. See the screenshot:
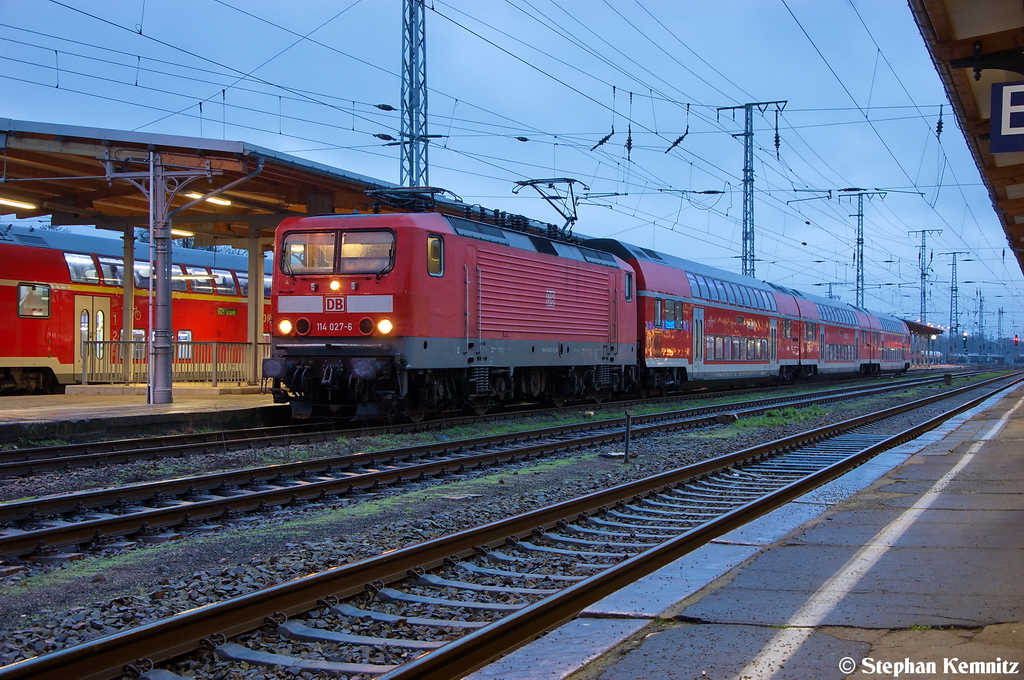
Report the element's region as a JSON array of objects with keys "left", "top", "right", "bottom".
[
  {"left": 0, "top": 374, "right": 976, "bottom": 561},
  {"left": 0, "top": 372, "right": 1017, "bottom": 680},
  {"left": 0, "top": 371, "right": 975, "bottom": 481},
  {"left": 0, "top": 370, "right": 974, "bottom": 477}
]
